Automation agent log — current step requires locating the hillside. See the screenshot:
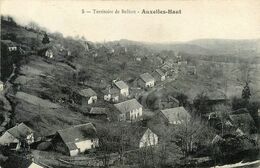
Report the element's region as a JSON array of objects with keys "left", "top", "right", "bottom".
[{"left": 116, "top": 39, "right": 260, "bottom": 58}]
